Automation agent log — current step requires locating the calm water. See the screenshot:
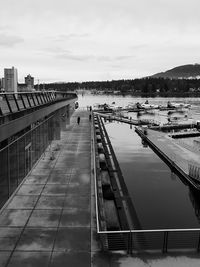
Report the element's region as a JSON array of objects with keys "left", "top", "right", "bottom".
[
  {"left": 79, "top": 93, "right": 200, "bottom": 230},
  {"left": 105, "top": 122, "right": 200, "bottom": 230}
]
